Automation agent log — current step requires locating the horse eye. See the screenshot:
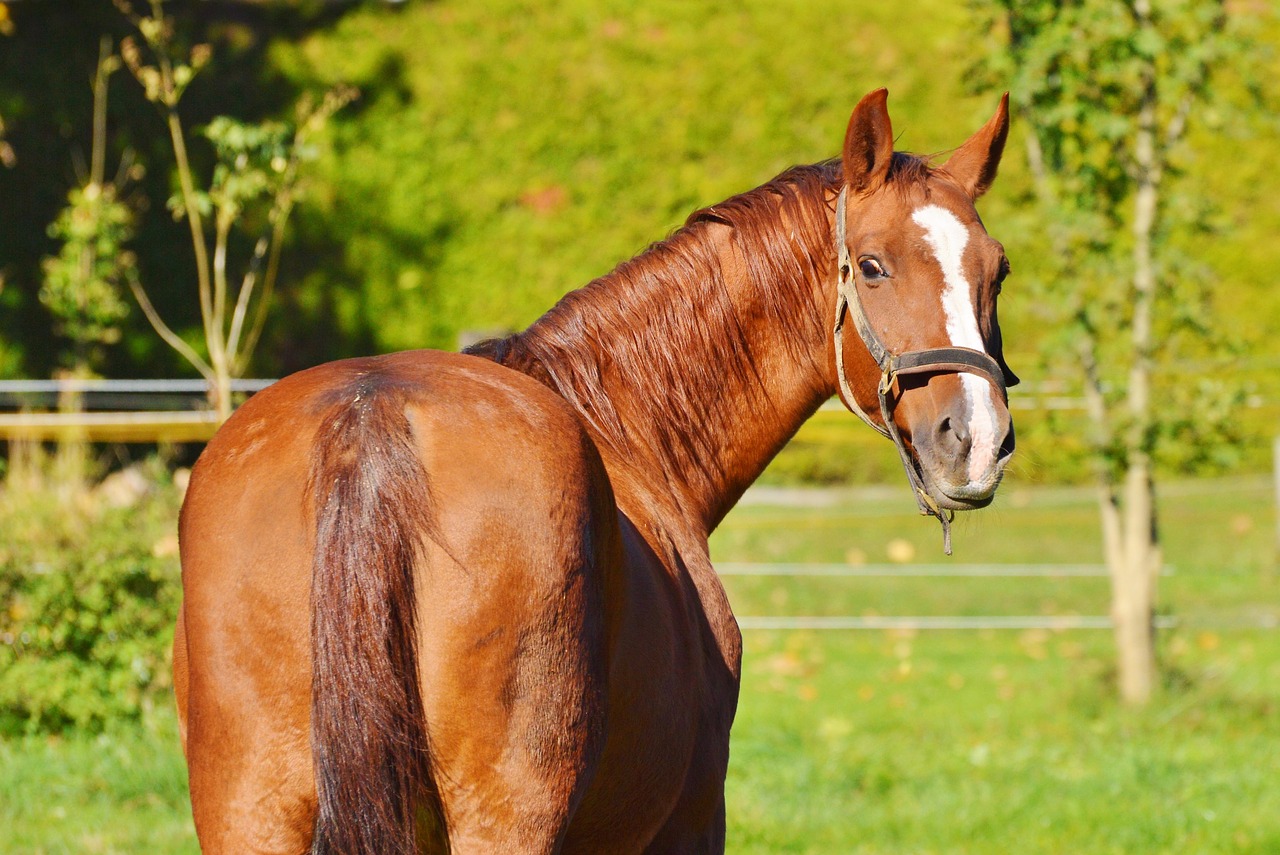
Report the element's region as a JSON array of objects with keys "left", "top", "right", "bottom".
[
  {"left": 995, "top": 260, "right": 1011, "bottom": 294},
  {"left": 858, "top": 257, "right": 886, "bottom": 280}
]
